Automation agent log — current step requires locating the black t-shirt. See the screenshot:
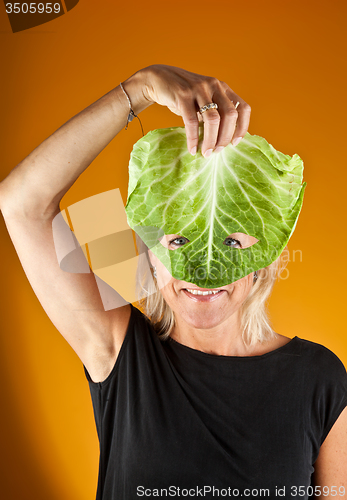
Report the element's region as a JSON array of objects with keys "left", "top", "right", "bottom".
[{"left": 83, "top": 304, "right": 347, "bottom": 499}]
